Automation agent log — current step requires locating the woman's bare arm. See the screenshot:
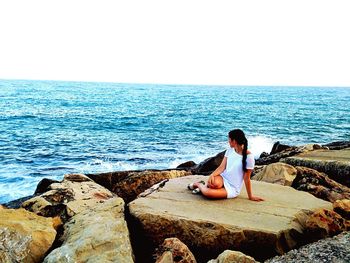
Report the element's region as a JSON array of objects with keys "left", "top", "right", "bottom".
[
  {"left": 244, "top": 169, "right": 264, "bottom": 201},
  {"left": 207, "top": 157, "right": 227, "bottom": 186},
  {"left": 210, "top": 156, "right": 227, "bottom": 177}
]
